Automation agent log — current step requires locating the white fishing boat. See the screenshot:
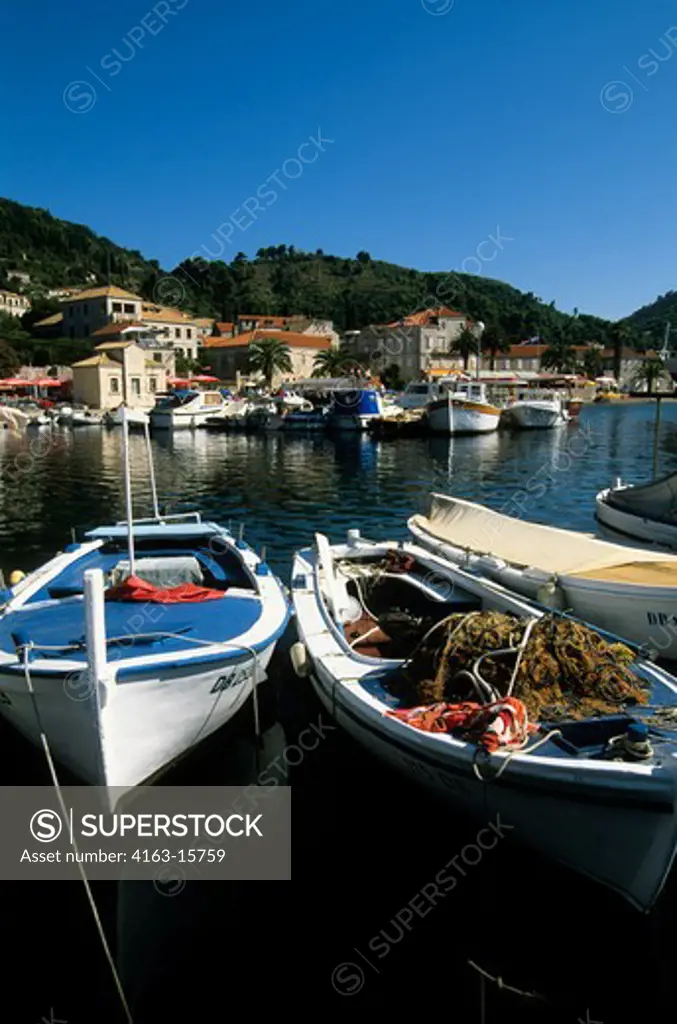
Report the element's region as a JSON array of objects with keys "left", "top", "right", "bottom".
[
  {"left": 427, "top": 380, "right": 501, "bottom": 435},
  {"left": 150, "top": 389, "right": 228, "bottom": 429},
  {"left": 0, "top": 410, "right": 289, "bottom": 795},
  {"left": 408, "top": 493, "right": 677, "bottom": 659},
  {"left": 502, "top": 390, "right": 568, "bottom": 429},
  {"left": 596, "top": 473, "right": 677, "bottom": 550},
  {"left": 290, "top": 529, "right": 677, "bottom": 910}
]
